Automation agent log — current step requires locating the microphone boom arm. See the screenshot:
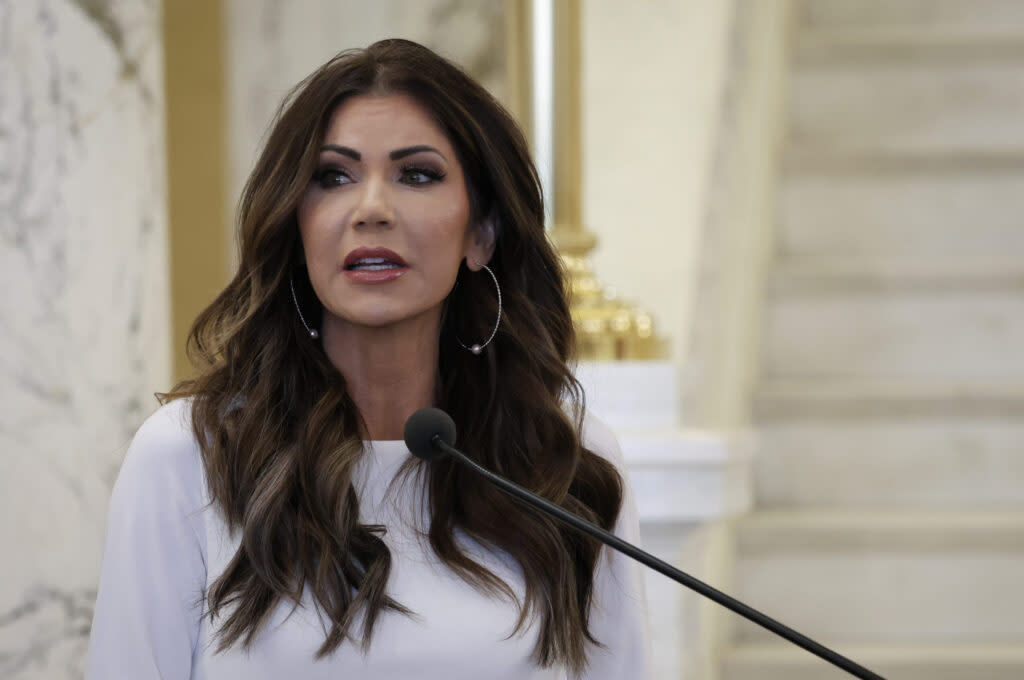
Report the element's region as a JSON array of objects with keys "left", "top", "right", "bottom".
[{"left": 431, "top": 436, "right": 886, "bottom": 680}]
